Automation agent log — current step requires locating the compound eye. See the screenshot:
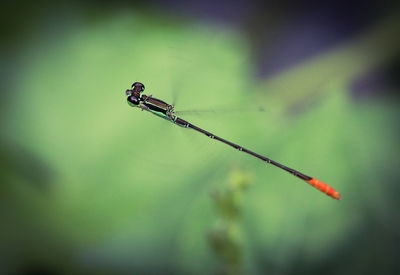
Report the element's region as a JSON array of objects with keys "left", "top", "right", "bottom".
[
  {"left": 131, "top": 82, "right": 145, "bottom": 93},
  {"left": 126, "top": 89, "right": 132, "bottom": 96}
]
